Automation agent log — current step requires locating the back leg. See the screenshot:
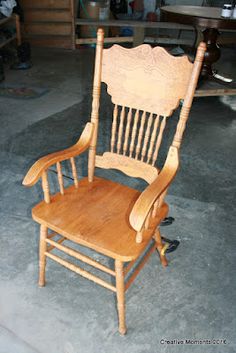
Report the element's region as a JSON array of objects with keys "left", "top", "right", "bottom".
[{"left": 154, "top": 228, "right": 168, "bottom": 267}]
